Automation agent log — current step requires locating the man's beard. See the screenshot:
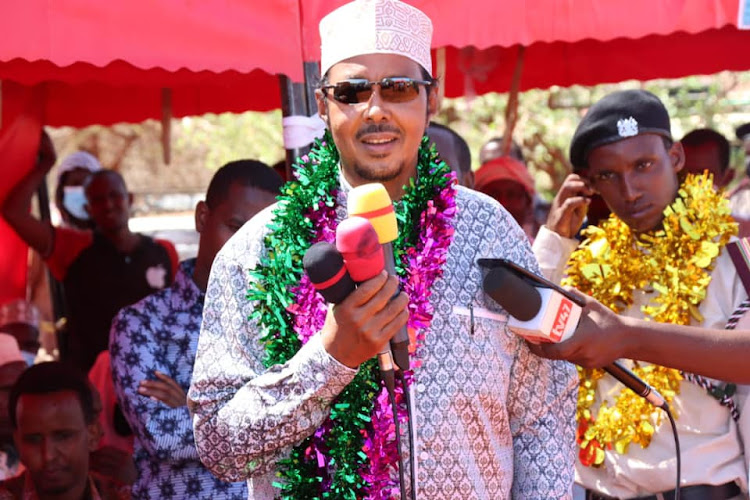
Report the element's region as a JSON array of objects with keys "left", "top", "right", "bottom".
[{"left": 351, "top": 160, "right": 404, "bottom": 183}]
